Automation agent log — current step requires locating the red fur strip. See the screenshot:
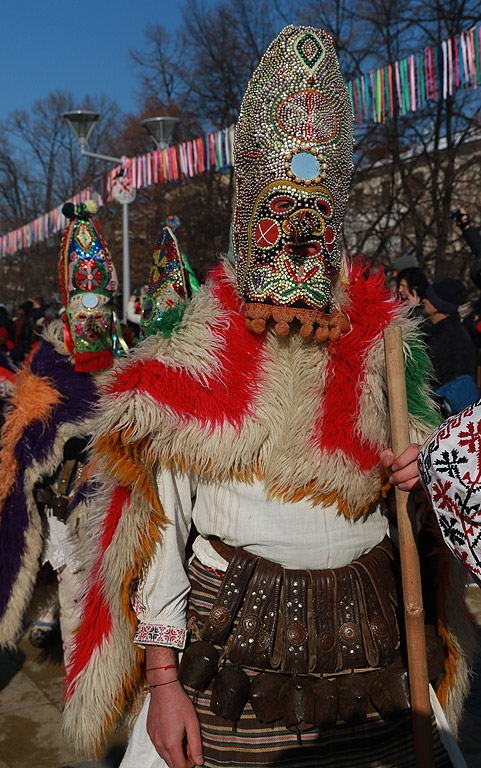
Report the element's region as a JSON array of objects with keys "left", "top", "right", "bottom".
[
  {"left": 109, "top": 266, "right": 264, "bottom": 427},
  {"left": 74, "top": 349, "right": 113, "bottom": 373},
  {"left": 63, "top": 315, "right": 75, "bottom": 355},
  {"left": 64, "top": 577, "right": 112, "bottom": 700},
  {"left": 99, "top": 486, "right": 132, "bottom": 552},
  {"left": 312, "top": 260, "right": 396, "bottom": 469},
  {"left": 65, "top": 485, "right": 131, "bottom": 698},
  {"left": 24, "top": 342, "right": 39, "bottom": 365}
]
